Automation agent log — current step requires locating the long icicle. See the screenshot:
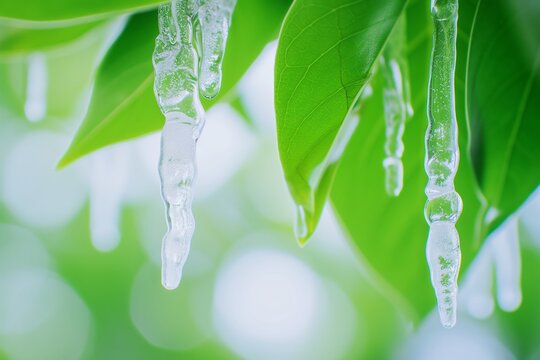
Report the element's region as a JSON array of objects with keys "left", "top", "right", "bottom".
[
  {"left": 425, "top": 0, "right": 462, "bottom": 328},
  {"left": 153, "top": 0, "right": 236, "bottom": 290},
  {"left": 381, "top": 17, "right": 412, "bottom": 197}
]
